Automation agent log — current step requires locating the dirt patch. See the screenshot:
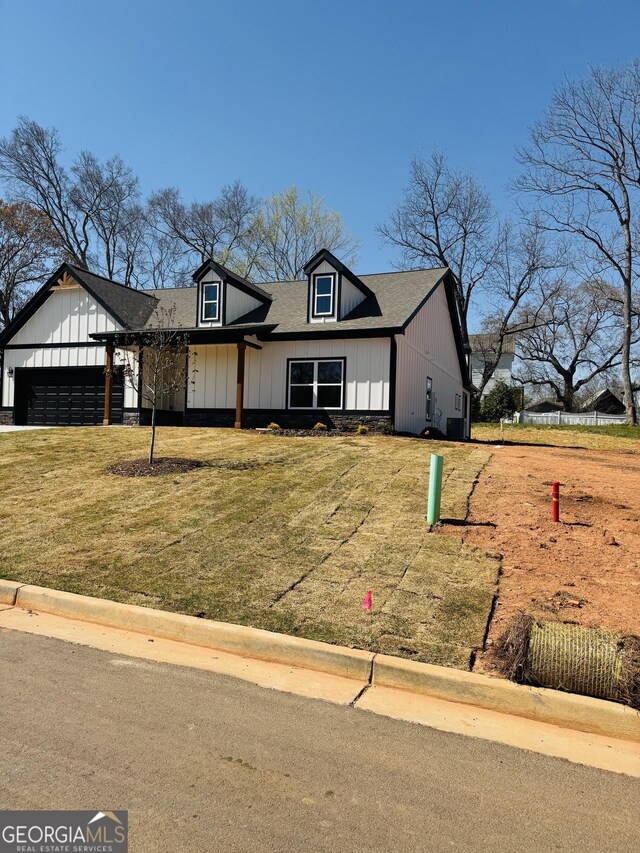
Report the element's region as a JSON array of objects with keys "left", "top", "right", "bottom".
[
  {"left": 105, "top": 457, "right": 207, "bottom": 477},
  {"left": 455, "top": 442, "right": 640, "bottom": 673}
]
